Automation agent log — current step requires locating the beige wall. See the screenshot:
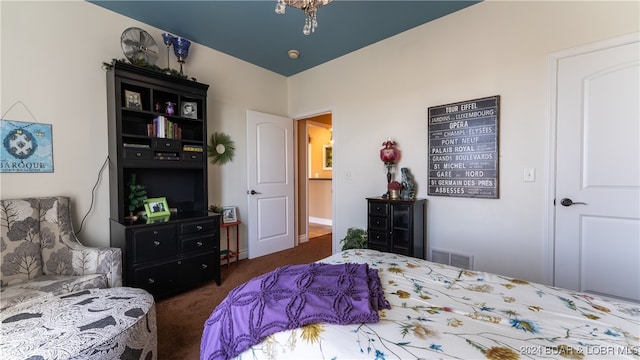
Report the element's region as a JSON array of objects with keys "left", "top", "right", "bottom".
[
  {"left": 308, "top": 179, "right": 332, "bottom": 223},
  {"left": 307, "top": 123, "right": 333, "bottom": 223},
  {"left": 1, "top": 1, "right": 288, "bottom": 247},
  {"left": 288, "top": 1, "right": 639, "bottom": 282},
  {"left": 308, "top": 125, "right": 332, "bottom": 178}
]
